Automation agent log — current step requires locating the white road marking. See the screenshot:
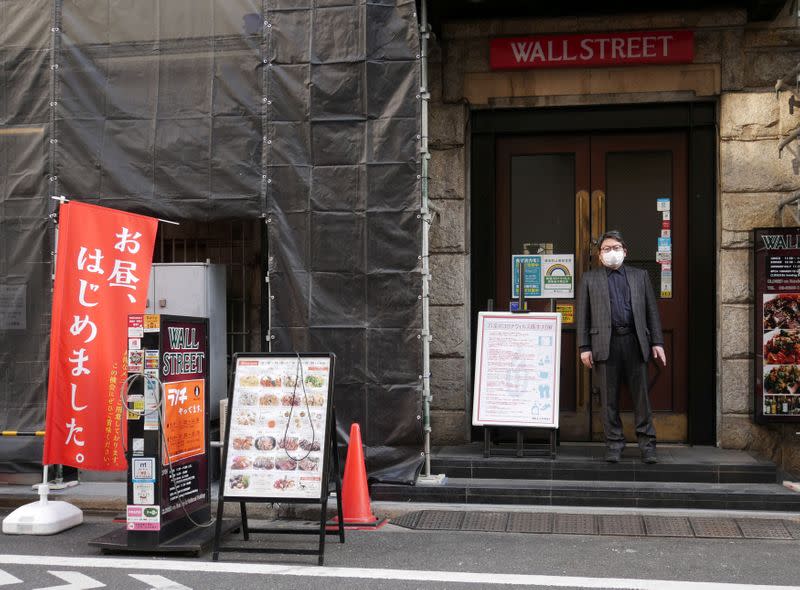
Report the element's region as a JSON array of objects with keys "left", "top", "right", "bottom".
[
  {"left": 128, "top": 574, "right": 191, "bottom": 590},
  {"left": 32, "top": 571, "right": 105, "bottom": 590},
  {"left": 0, "top": 569, "right": 21, "bottom": 586},
  {"left": 0, "top": 554, "right": 795, "bottom": 590}
]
